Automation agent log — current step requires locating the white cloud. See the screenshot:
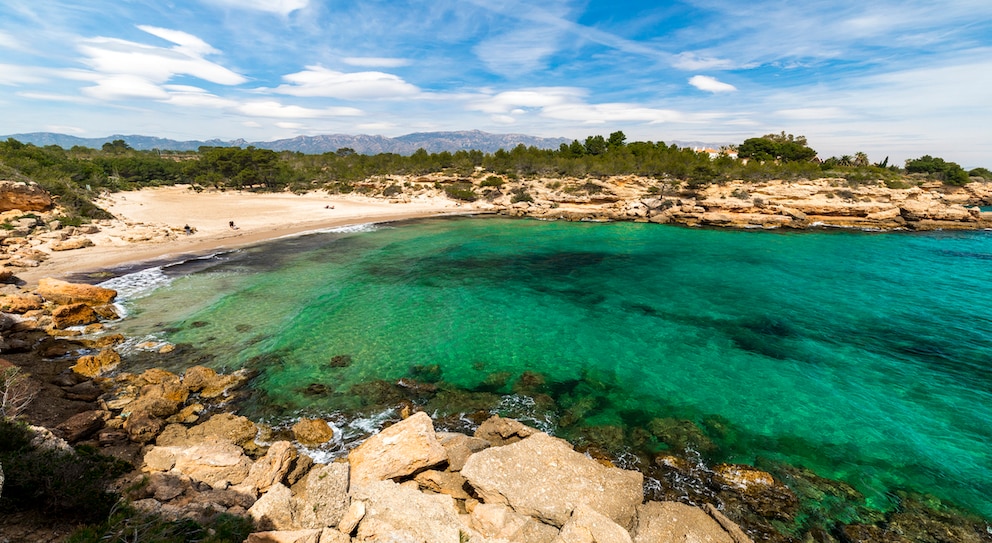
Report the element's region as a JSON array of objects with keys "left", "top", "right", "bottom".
[
  {"left": 273, "top": 66, "right": 420, "bottom": 99},
  {"left": 236, "top": 100, "right": 362, "bottom": 118},
  {"left": 492, "top": 115, "right": 516, "bottom": 124},
  {"left": 82, "top": 75, "right": 171, "bottom": 100},
  {"left": 468, "top": 88, "right": 585, "bottom": 114},
  {"left": 243, "top": 121, "right": 262, "bottom": 128},
  {"left": 275, "top": 121, "right": 304, "bottom": 129},
  {"left": 137, "top": 25, "right": 218, "bottom": 56},
  {"left": 688, "top": 75, "right": 737, "bottom": 93},
  {"left": 202, "top": 0, "right": 309, "bottom": 16},
  {"left": 357, "top": 122, "right": 397, "bottom": 131},
  {"left": 343, "top": 57, "right": 411, "bottom": 68},
  {"left": 673, "top": 52, "right": 738, "bottom": 71},
  {"left": 0, "top": 63, "right": 47, "bottom": 84},
  {"left": 542, "top": 102, "right": 684, "bottom": 124},
  {"left": 79, "top": 32, "right": 246, "bottom": 86}
]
